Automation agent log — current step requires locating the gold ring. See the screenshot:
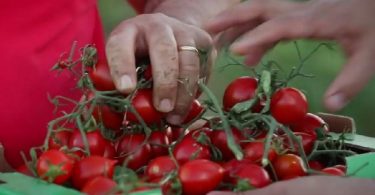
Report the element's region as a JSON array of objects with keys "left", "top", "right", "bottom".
[{"left": 178, "top": 46, "right": 199, "bottom": 55}]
